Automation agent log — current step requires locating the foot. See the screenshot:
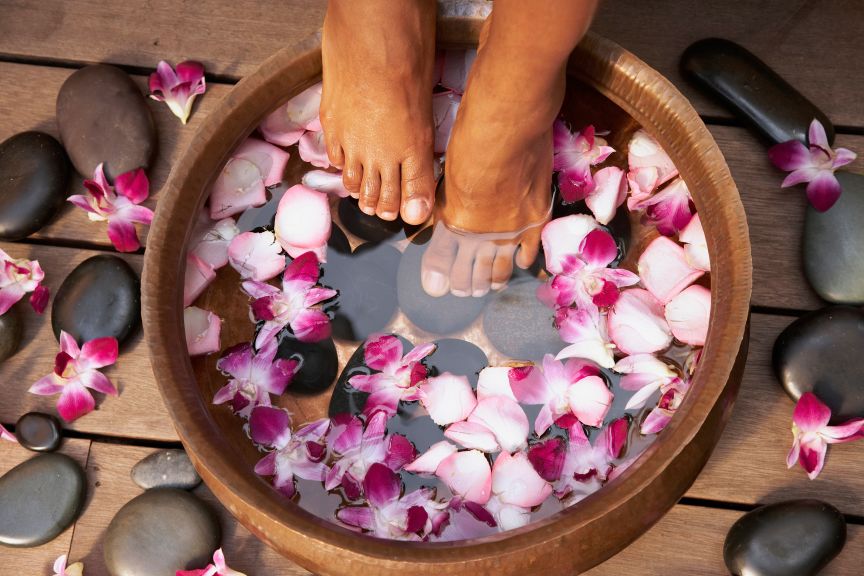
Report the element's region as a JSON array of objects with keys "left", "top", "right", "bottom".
[
  {"left": 320, "top": 0, "right": 438, "bottom": 224},
  {"left": 421, "top": 37, "right": 565, "bottom": 297}
]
